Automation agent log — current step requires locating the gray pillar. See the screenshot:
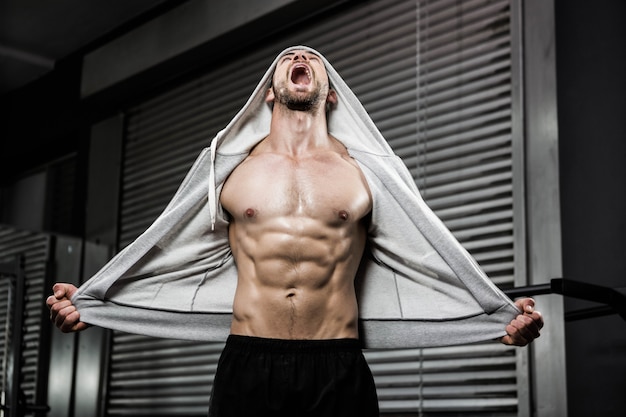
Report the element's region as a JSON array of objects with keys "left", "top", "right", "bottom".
[
  {"left": 46, "top": 236, "right": 83, "bottom": 417},
  {"left": 71, "top": 114, "right": 124, "bottom": 417},
  {"left": 520, "top": 0, "right": 568, "bottom": 416}
]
